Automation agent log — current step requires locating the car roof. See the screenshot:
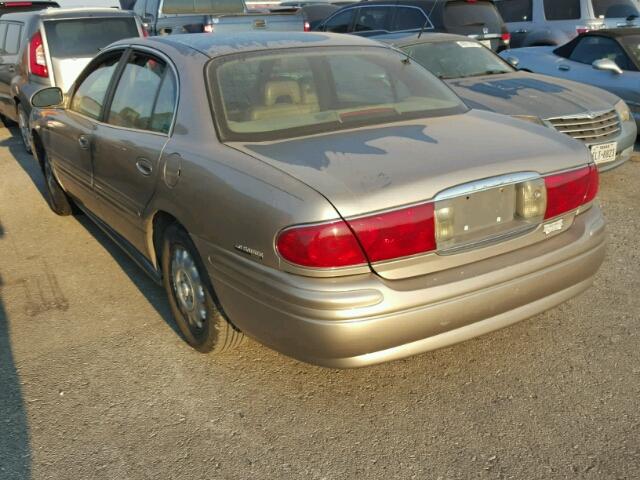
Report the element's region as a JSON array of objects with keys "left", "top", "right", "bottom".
[
  {"left": 374, "top": 32, "right": 468, "bottom": 46},
  {"left": 121, "top": 31, "right": 386, "bottom": 58},
  {"left": 581, "top": 27, "right": 640, "bottom": 39},
  {"left": 0, "top": 7, "right": 134, "bottom": 22}
]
